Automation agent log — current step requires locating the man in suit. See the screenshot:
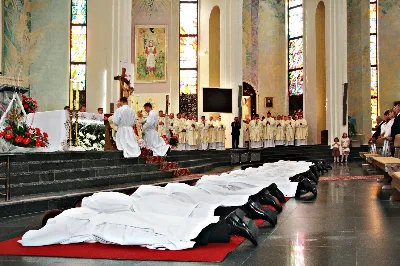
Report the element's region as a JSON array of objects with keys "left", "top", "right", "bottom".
[
  {"left": 231, "top": 117, "right": 241, "bottom": 149},
  {"left": 372, "top": 116, "right": 384, "bottom": 141}
]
